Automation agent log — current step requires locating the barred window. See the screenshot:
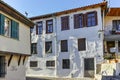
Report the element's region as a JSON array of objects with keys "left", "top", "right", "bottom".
[
  {"left": 62, "top": 59, "right": 70, "bottom": 69},
  {"left": 46, "top": 61, "right": 55, "bottom": 67},
  {"left": 30, "top": 61, "right": 37, "bottom": 67}
]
